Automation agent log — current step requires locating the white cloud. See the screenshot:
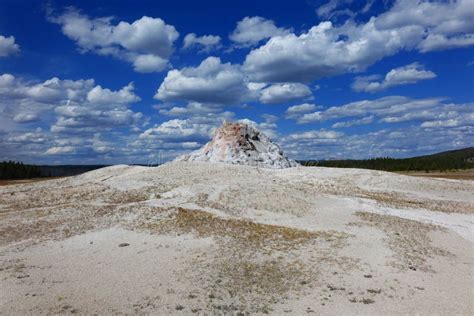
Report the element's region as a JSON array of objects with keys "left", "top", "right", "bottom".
[
  {"left": 287, "top": 130, "right": 343, "bottom": 140},
  {"left": 139, "top": 109, "right": 237, "bottom": 143},
  {"left": 281, "top": 123, "right": 473, "bottom": 160},
  {"left": 332, "top": 115, "right": 374, "bottom": 128},
  {"left": 295, "top": 96, "right": 444, "bottom": 123},
  {"left": 49, "top": 8, "right": 179, "bottom": 72},
  {"left": 243, "top": 20, "right": 422, "bottom": 82},
  {"left": 286, "top": 96, "right": 474, "bottom": 133},
  {"left": 376, "top": 0, "right": 474, "bottom": 52},
  {"left": 7, "top": 128, "right": 46, "bottom": 143},
  {"left": 155, "top": 56, "right": 252, "bottom": 104},
  {"left": 159, "top": 102, "right": 224, "bottom": 116},
  {"left": 243, "top": 0, "right": 474, "bottom": 83},
  {"left": 316, "top": 0, "right": 376, "bottom": 20},
  {"left": 316, "top": 0, "right": 352, "bottom": 18},
  {"left": 86, "top": 83, "right": 140, "bottom": 105},
  {"left": 421, "top": 113, "right": 474, "bottom": 129},
  {"left": 0, "top": 73, "right": 143, "bottom": 137},
  {"left": 352, "top": 62, "right": 436, "bottom": 92},
  {"left": 13, "top": 113, "right": 39, "bottom": 123},
  {"left": 286, "top": 103, "right": 318, "bottom": 119},
  {"left": 45, "top": 146, "right": 76, "bottom": 155},
  {"left": 0, "top": 35, "right": 20, "bottom": 57},
  {"left": 183, "top": 33, "right": 221, "bottom": 52},
  {"left": 132, "top": 54, "right": 169, "bottom": 73},
  {"left": 229, "top": 16, "right": 291, "bottom": 47},
  {"left": 259, "top": 83, "right": 313, "bottom": 104},
  {"left": 139, "top": 119, "right": 213, "bottom": 143}
]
